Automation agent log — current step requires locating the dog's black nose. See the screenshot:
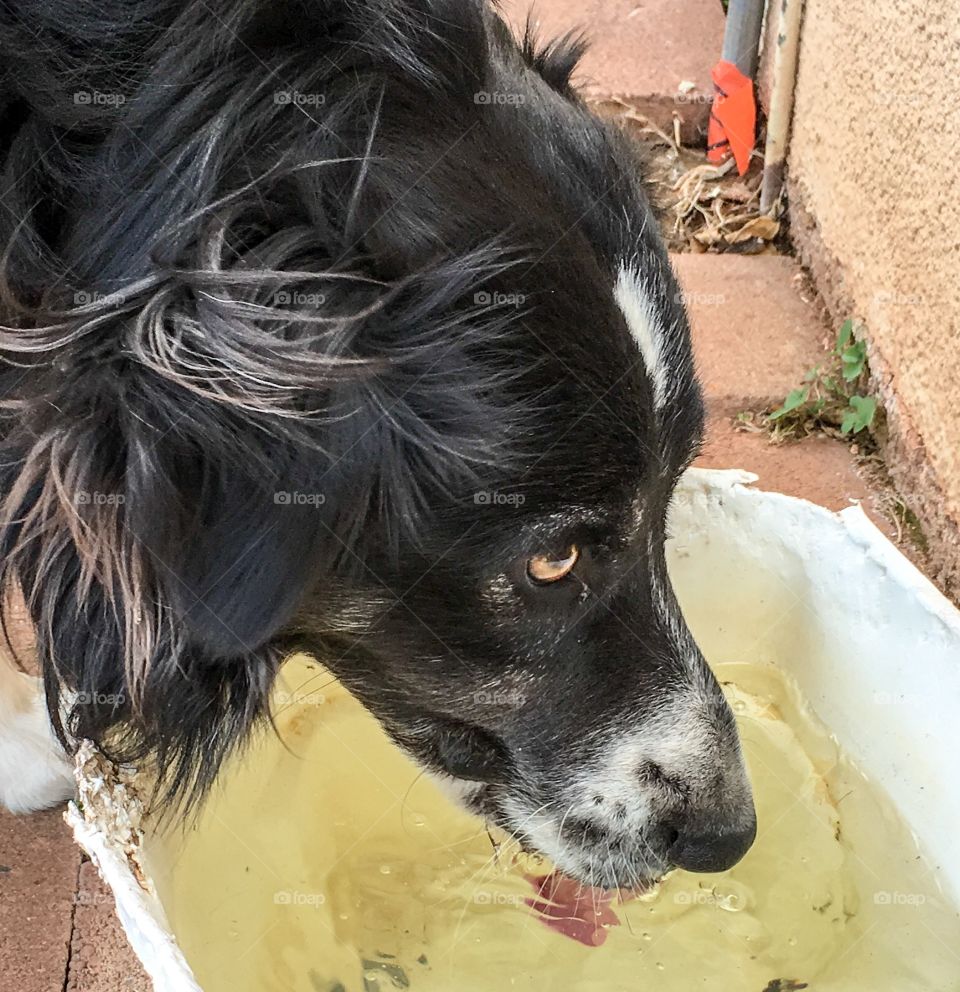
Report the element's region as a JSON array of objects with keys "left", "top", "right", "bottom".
[{"left": 668, "top": 813, "right": 757, "bottom": 873}]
